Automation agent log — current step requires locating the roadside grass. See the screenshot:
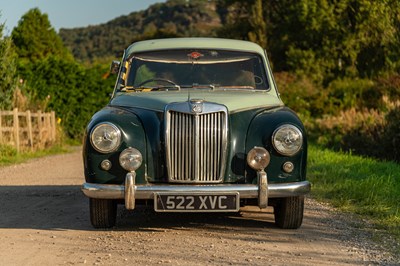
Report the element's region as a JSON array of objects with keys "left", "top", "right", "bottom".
[
  {"left": 0, "top": 143, "right": 77, "bottom": 167},
  {"left": 308, "top": 144, "right": 400, "bottom": 251}
]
